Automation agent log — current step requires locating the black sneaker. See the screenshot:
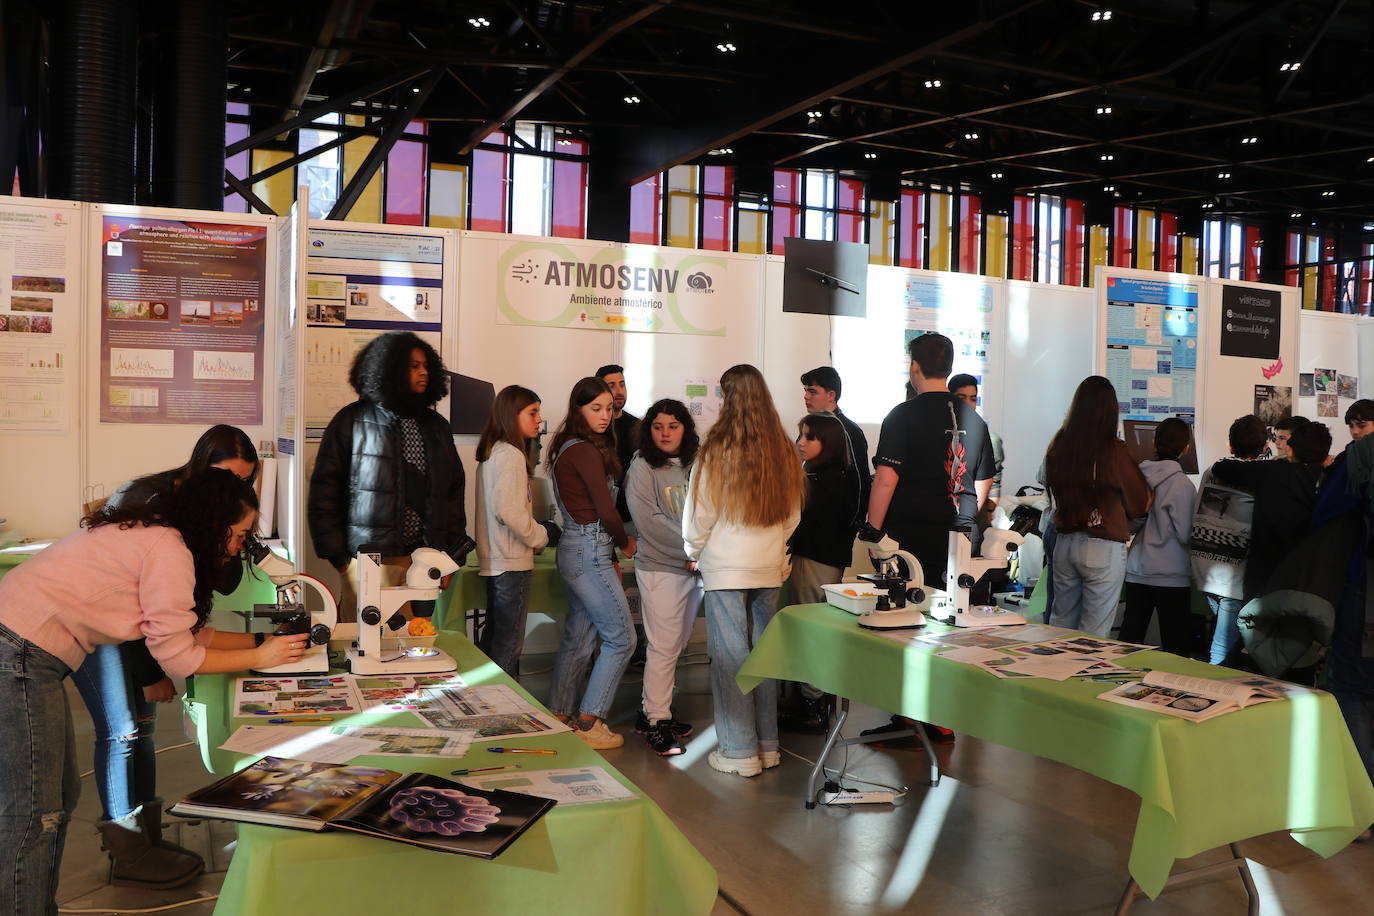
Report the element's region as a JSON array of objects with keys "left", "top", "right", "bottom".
[
  {"left": 635, "top": 711, "right": 693, "bottom": 738},
  {"left": 646, "top": 721, "right": 684, "bottom": 756}
]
